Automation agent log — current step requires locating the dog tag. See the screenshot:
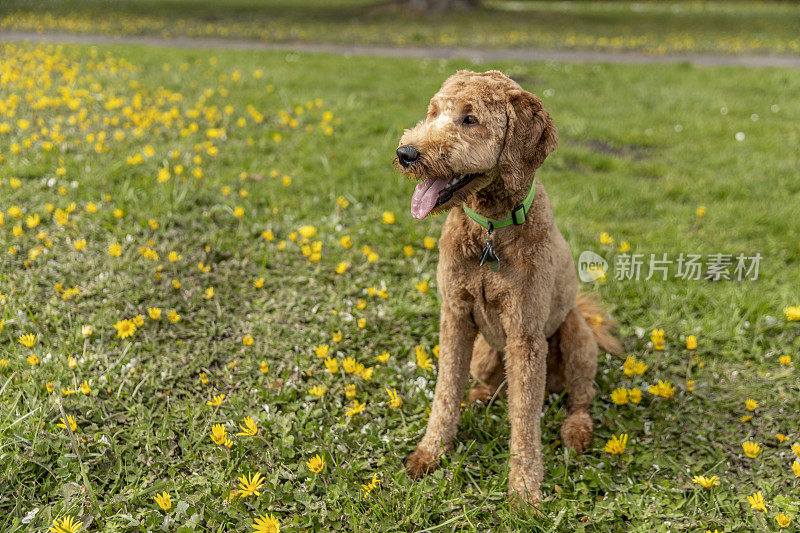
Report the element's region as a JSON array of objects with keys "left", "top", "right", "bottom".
[{"left": 479, "top": 242, "right": 500, "bottom": 272}]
